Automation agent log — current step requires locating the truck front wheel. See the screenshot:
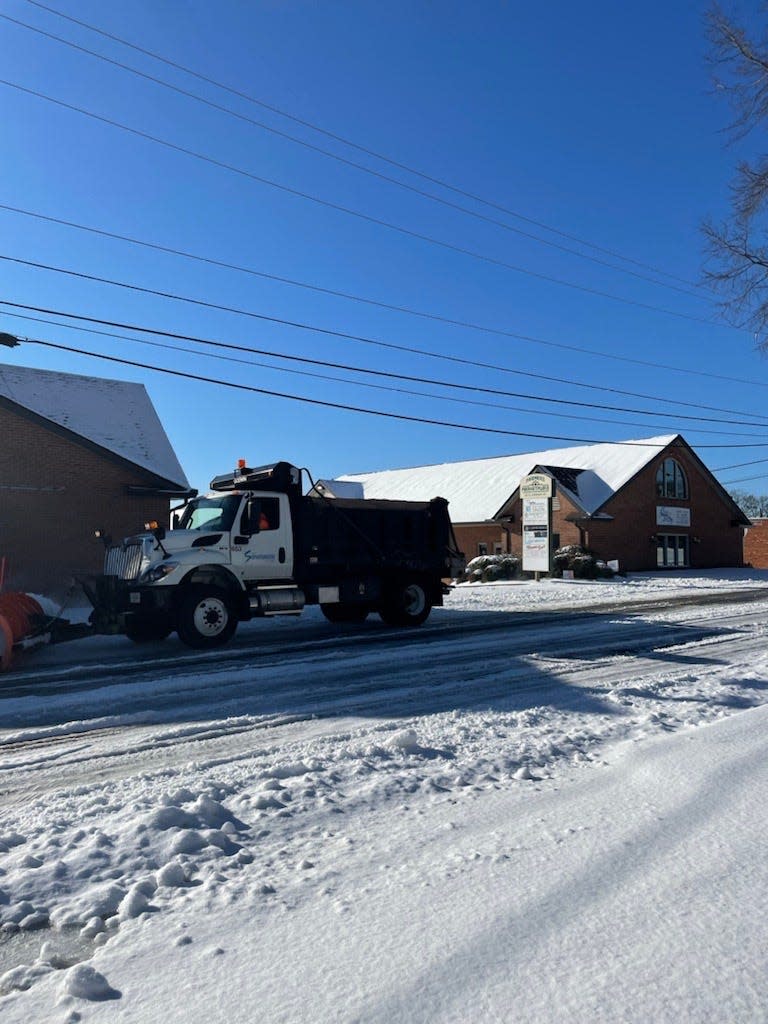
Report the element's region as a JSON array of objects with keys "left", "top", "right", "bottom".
[
  {"left": 379, "top": 579, "right": 432, "bottom": 627},
  {"left": 177, "top": 586, "right": 238, "bottom": 649}
]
